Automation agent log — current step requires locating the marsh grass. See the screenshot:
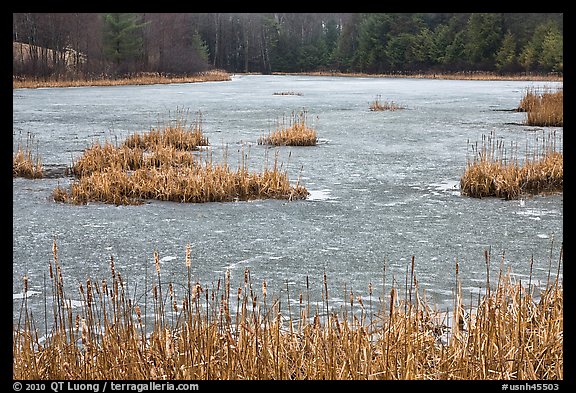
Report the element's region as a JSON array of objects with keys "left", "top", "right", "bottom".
[
  {"left": 273, "top": 91, "right": 303, "bottom": 96},
  {"left": 13, "top": 132, "right": 43, "bottom": 179},
  {"left": 460, "top": 130, "right": 562, "bottom": 199},
  {"left": 518, "top": 87, "right": 563, "bottom": 127},
  {"left": 258, "top": 110, "right": 317, "bottom": 146},
  {"left": 54, "top": 111, "right": 308, "bottom": 205},
  {"left": 13, "top": 241, "right": 563, "bottom": 380},
  {"left": 13, "top": 70, "right": 231, "bottom": 89},
  {"left": 369, "top": 95, "right": 404, "bottom": 111}
]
